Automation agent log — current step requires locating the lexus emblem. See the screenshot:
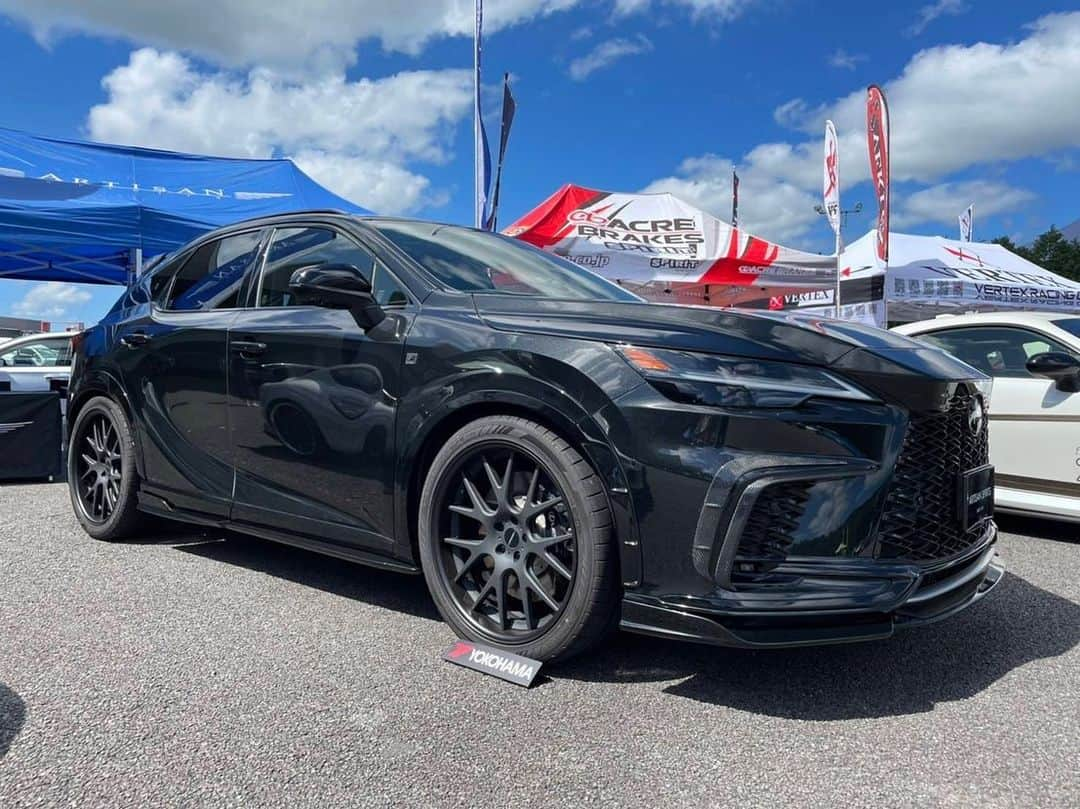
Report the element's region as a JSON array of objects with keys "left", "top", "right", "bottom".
[{"left": 967, "top": 396, "right": 985, "bottom": 436}]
